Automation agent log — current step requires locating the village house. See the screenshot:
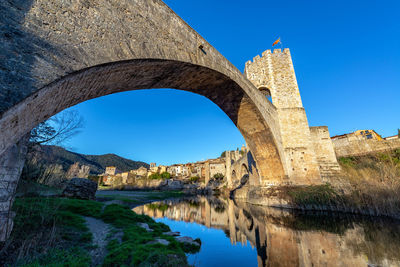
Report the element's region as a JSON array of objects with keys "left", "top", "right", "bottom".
[
  {"left": 209, "top": 158, "right": 226, "bottom": 178},
  {"left": 159, "top": 165, "right": 167, "bottom": 174},
  {"left": 105, "top": 166, "right": 120, "bottom": 176},
  {"left": 100, "top": 145, "right": 252, "bottom": 187},
  {"left": 130, "top": 166, "right": 148, "bottom": 177},
  {"left": 331, "top": 129, "right": 383, "bottom": 143}
]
